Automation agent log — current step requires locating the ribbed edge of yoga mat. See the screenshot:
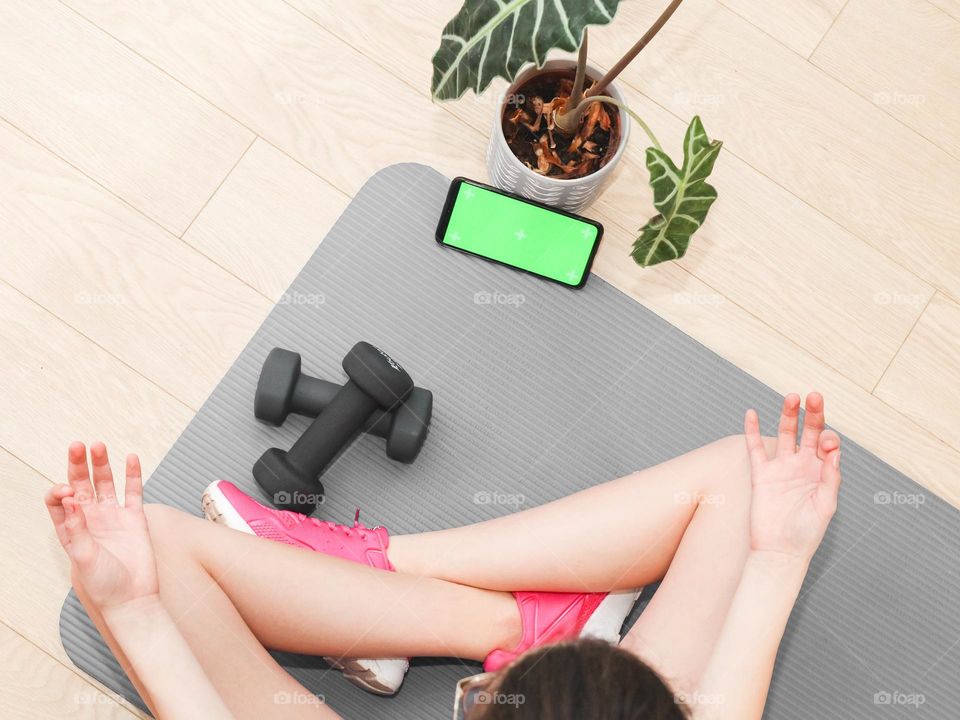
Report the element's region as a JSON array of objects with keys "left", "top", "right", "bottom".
[{"left": 61, "top": 163, "right": 960, "bottom": 718}]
